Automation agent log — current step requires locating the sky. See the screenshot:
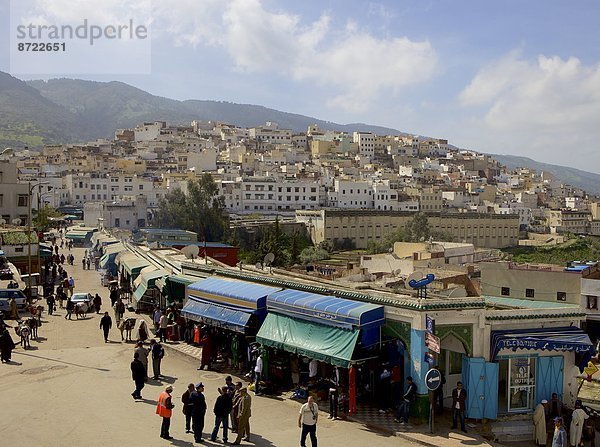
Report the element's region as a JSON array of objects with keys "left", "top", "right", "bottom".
[{"left": 0, "top": 0, "right": 599, "bottom": 172}]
